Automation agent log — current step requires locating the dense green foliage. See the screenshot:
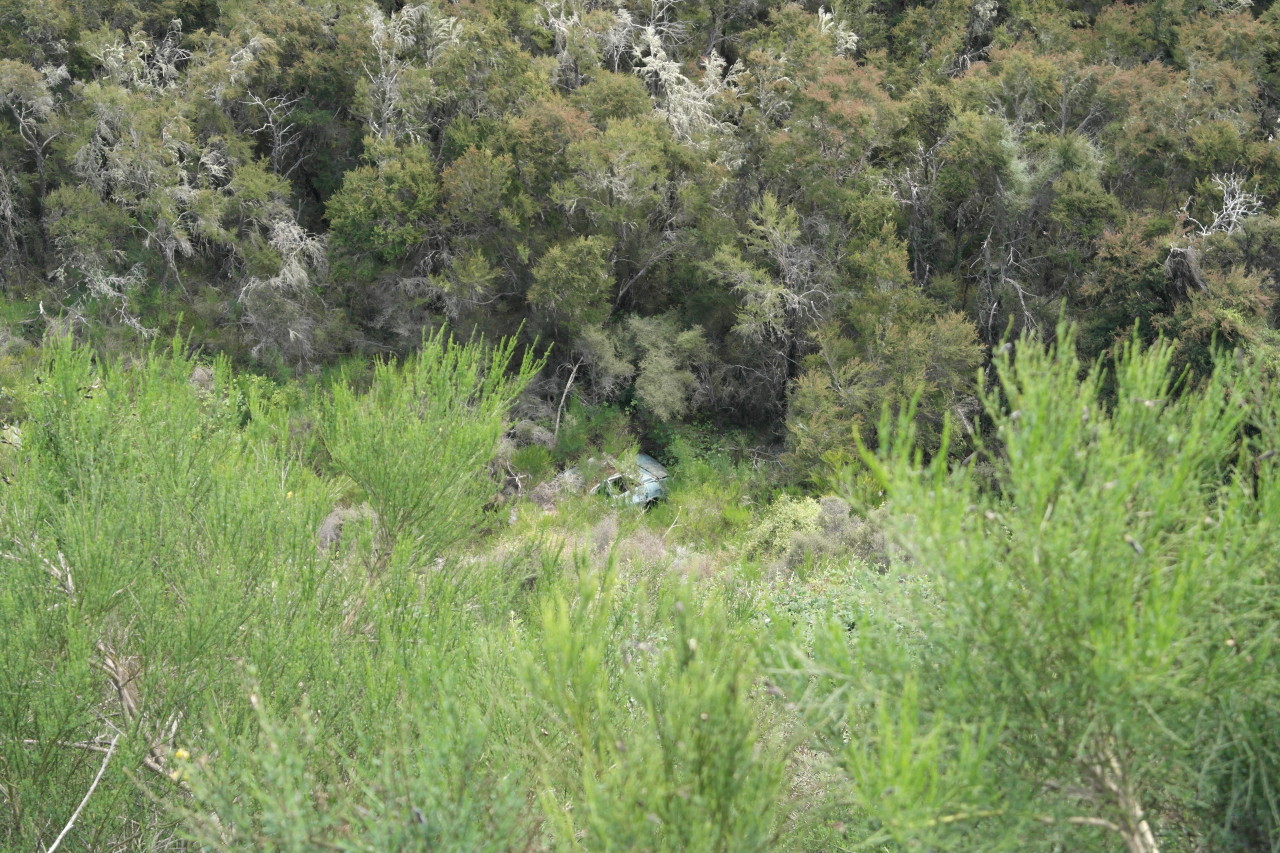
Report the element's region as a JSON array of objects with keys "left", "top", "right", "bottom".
[
  {"left": 2, "top": 0, "right": 1278, "bottom": 461},
  {"left": 782, "top": 329, "right": 1280, "bottom": 851},
  {"left": 2, "top": 330, "right": 1278, "bottom": 851},
  {"left": 3, "top": 0, "right": 1280, "bottom": 849}
]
